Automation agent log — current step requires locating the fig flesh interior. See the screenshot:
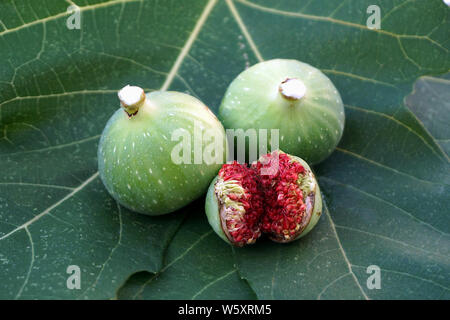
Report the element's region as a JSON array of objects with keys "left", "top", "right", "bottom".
[
  {"left": 214, "top": 162, "right": 263, "bottom": 247},
  {"left": 255, "top": 152, "right": 316, "bottom": 242},
  {"left": 214, "top": 151, "right": 317, "bottom": 245}
]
